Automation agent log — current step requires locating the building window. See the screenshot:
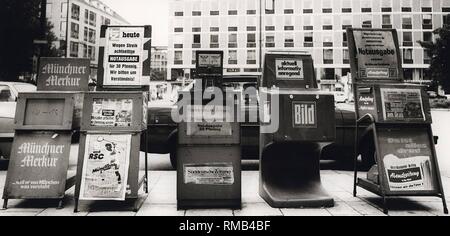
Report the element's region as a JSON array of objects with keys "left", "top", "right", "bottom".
[
  {"left": 88, "top": 46, "right": 95, "bottom": 61},
  {"left": 303, "top": 0, "right": 313, "bottom": 14},
  {"left": 192, "top": 27, "right": 201, "bottom": 32},
  {"left": 174, "top": 51, "right": 183, "bottom": 65},
  {"left": 89, "top": 11, "right": 96, "bottom": 27},
  {"left": 84, "top": 27, "right": 88, "bottom": 42},
  {"left": 403, "top": 49, "right": 413, "bottom": 64},
  {"left": 193, "top": 34, "right": 201, "bottom": 48},
  {"left": 423, "top": 32, "right": 432, "bottom": 42},
  {"left": 422, "top": 14, "right": 433, "bottom": 29},
  {"left": 210, "top": 11, "right": 219, "bottom": 16},
  {"left": 342, "top": 16, "right": 352, "bottom": 29},
  {"left": 247, "top": 26, "right": 257, "bottom": 31},
  {"left": 381, "top": 0, "right": 392, "bottom": 12},
  {"left": 322, "top": 0, "right": 332, "bottom": 13},
  {"left": 444, "top": 15, "right": 450, "bottom": 27},
  {"left": 247, "top": 33, "right": 256, "bottom": 48},
  {"left": 228, "top": 50, "right": 237, "bottom": 65},
  {"left": 402, "top": 15, "right": 412, "bottom": 29},
  {"left": 228, "top": 10, "right": 238, "bottom": 15},
  {"left": 88, "top": 28, "right": 96, "bottom": 44},
  {"left": 247, "top": 10, "right": 256, "bottom": 15},
  {"left": 342, "top": 0, "right": 352, "bottom": 13},
  {"left": 174, "top": 28, "right": 183, "bottom": 33},
  {"left": 175, "top": 11, "right": 183, "bottom": 16},
  {"left": 210, "top": 35, "right": 219, "bottom": 48},
  {"left": 71, "top": 4, "right": 80, "bottom": 21},
  {"left": 247, "top": 50, "right": 256, "bottom": 64},
  {"left": 342, "top": 32, "right": 348, "bottom": 47},
  {"left": 343, "top": 49, "right": 350, "bottom": 64},
  {"left": 210, "top": 27, "right": 219, "bottom": 32},
  {"left": 192, "top": 11, "right": 201, "bottom": 16},
  {"left": 361, "top": 8, "right": 372, "bottom": 13},
  {"left": 266, "top": 35, "right": 275, "bottom": 48},
  {"left": 323, "top": 49, "right": 333, "bottom": 64},
  {"left": 322, "top": 17, "right": 333, "bottom": 30},
  {"left": 401, "top": 0, "right": 412, "bottom": 12},
  {"left": 192, "top": 51, "right": 196, "bottom": 65},
  {"left": 403, "top": 32, "right": 413, "bottom": 47},
  {"left": 285, "top": 34, "right": 294, "bottom": 48},
  {"left": 382, "top": 15, "right": 392, "bottom": 28},
  {"left": 228, "top": 27, "right": 238, "bottom": 32},
  {"left": 323, "top": 33, "right": 333, "bottom": 47},
  {"left": 424, "top": 49, "right": 431, "bottom": 64},
  {"left": 304, "top": 33, "right": 313, "bottom": 47},
  {"left": 284, "top": 9, "right": 294, "bottom": 14},
  {"left": 84, "top": 10, "right": 89, "bottom": 24},
  {"left": 421, "top": 0, "right": 432, "bottom": 12},
  {"left": 70, "top": 42, "right": 79, "bottom": 57},
  {"left": 70, "top": 22, "right": 79, "bottom": 39},
  {"left": 229, "top": 33, "right": 237, "bottom": 48}
]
